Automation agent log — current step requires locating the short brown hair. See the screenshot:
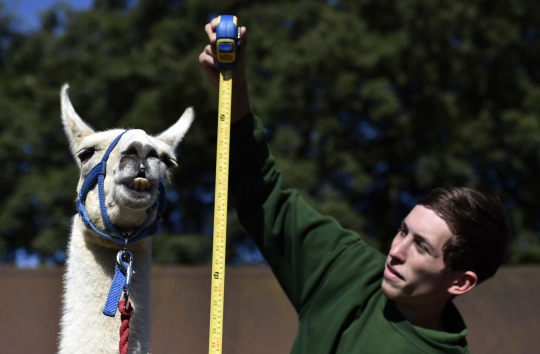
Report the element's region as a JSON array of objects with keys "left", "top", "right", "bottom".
[{"left": 417, "top": 187, "right": 510, "bottom": 284}]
